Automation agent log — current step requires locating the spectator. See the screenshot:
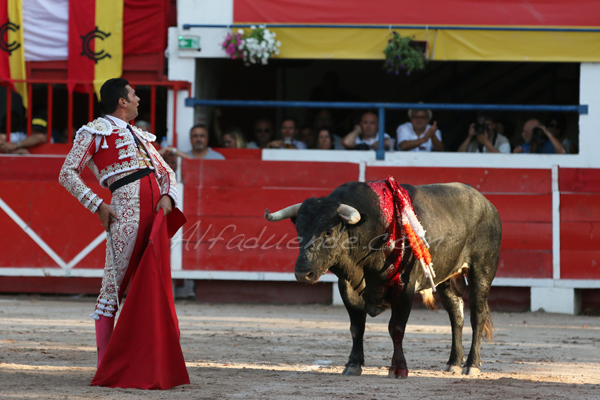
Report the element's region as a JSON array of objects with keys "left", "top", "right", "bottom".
[
  {"left": 546, "top": 115, "right": 577, "bottom": 154},
  {"left": 317, "top": 128, "right": 335, "bottom": 150},
  {"left": 222, "top": 127, "right": 247, "bottom": 149},
  {"left": 267, "top": 117, "right": 307, "bottom": 149},
  {"left": 457, "top": 115, "right": 511, "bottom": 153},
  {"left": 0, "top": 113, "right": 46, "bottom": 154},
  {"left": 247, "top": 118, "right": 274, "bottom": 149},
  {"left": 397, "top": 108, "right": 443, "bottom": 152},
  {"left": 513, "top": 119, "right": 566, "bottom": 154},
  {"left": 312, "top": 109, "right": 344, "bottom": 149},
  {"left": 312, "top": 108, "right": 334, "bottom": 130},
  {"left": 299, "top": 125, "right": 317, "bottom": 149},
  {"left": 187, "top": 124, "right": 225, "bottom": 159},
  {"left": 342, "top": 110, "right": 391, "bottom": 150}
]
